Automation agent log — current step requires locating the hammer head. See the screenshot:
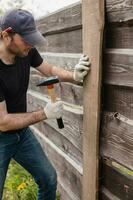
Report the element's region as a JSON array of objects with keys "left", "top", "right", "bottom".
[{"left": 36, "top": 76, "right": 59, "bottom": 87}]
